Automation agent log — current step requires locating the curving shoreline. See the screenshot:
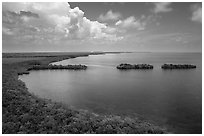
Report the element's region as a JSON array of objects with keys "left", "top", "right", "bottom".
[{"left": 2, "top": 52, "right": 167, "bottom": 134}]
